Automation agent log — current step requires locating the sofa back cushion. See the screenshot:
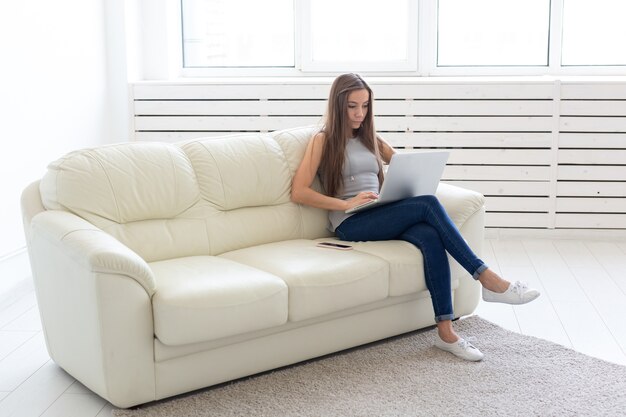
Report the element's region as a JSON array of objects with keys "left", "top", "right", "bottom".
[
  {"left": 174, "top": 127, "right": 330, "bottom": 255},
  {"left": 181, "top": 134, "right": 290, "bottom": 210},
  {"left": 40, "top": 142, "right": 200, "bottom": 225}
]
